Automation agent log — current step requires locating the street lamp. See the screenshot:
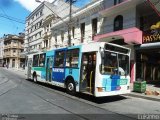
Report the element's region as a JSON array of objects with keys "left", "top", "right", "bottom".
[{"left": 35, "top": 0, "right": 72, "bottom": 46}]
